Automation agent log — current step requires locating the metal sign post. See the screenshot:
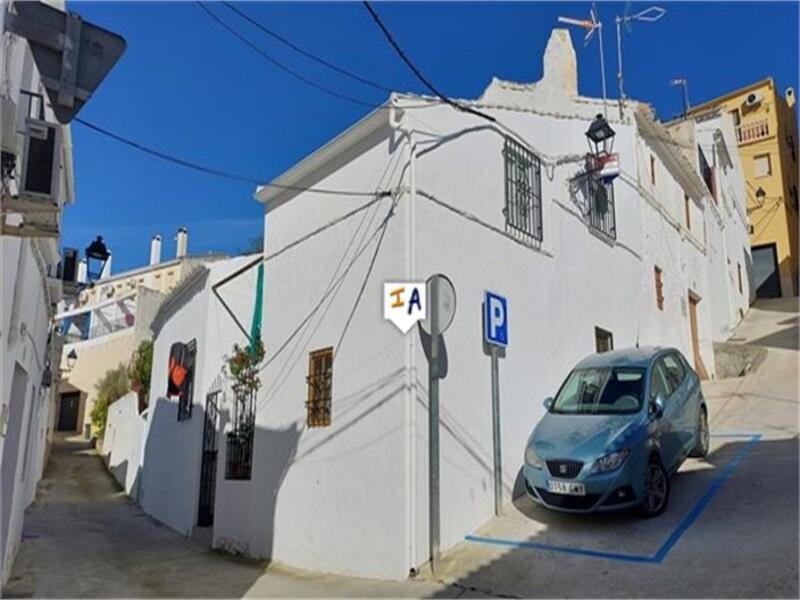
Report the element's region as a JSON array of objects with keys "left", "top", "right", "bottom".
[
  {"left": 419, "top": 274, "right": 456, "bottom": 575},
  {"left": 490, "top": 344, "right": 502, "bottom": 516},
  {"left": 483, "top": 291, "right": 508, "bottom": 517},
  {"left": 428, "top": 277, "right": 441, "bottom": 573}
]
